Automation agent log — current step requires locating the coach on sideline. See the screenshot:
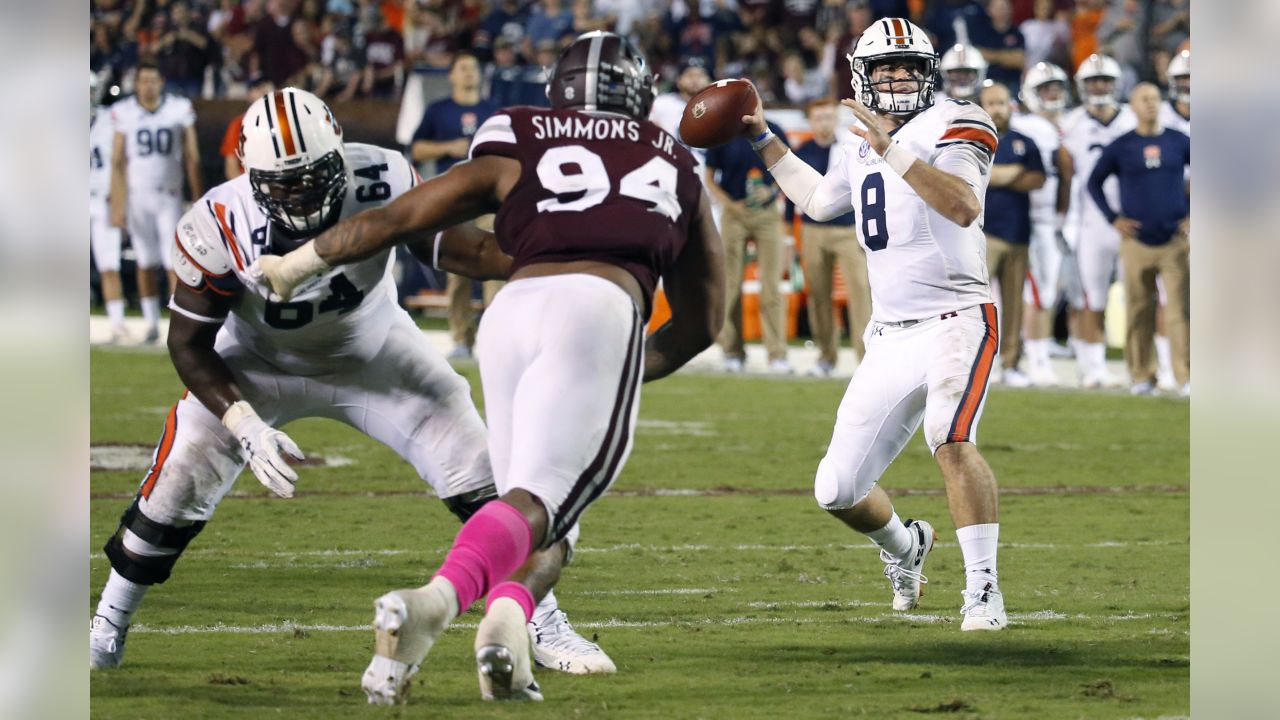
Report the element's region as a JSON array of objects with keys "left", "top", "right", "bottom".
[
  {"left": 979, "top": 82, "right": 1046, "bottom": 387},
  {"left": 1087, "top": 82, "right": 1191, "bottom": 397}
]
